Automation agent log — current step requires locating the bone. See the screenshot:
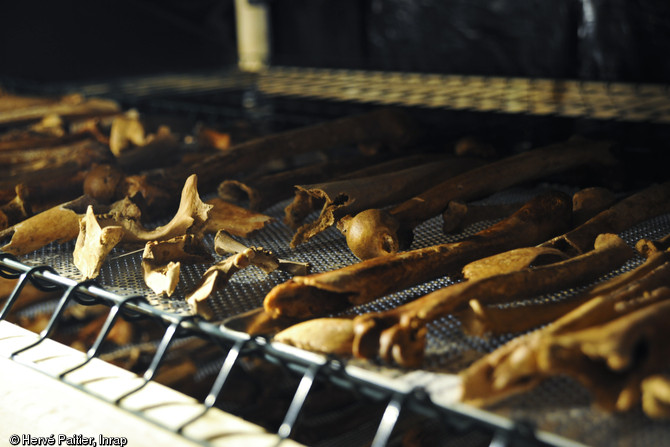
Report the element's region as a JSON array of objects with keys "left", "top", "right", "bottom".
[
  {"left": 636, "top": 233, "right": 670, "bottom": 258},
  {"left": 274, "top": 318, "right": 355, "bottom": 356},
  {"left": 342, "top": 138, "right": 616, "bottom": 260},
  {"left": 541, "top": 181, "right": 670, "bottom": 256},
  {"left": 288, "top": 157, "right": 483, "bottom": 250},
  {"left": 461, "top": 246, "right": 569, "bottom": 281},
  {"left": 442, "top": 201, "right": 523, "bottom": 234},
  {"left": 572, "top": 186, "right": 617, "bottom": 226},
  {"left": 141, "top": 234, "right": 213, "bottom": 296},
  {"left": 217, "top": 153, "right": 395, "bottom": 212},
  {"left": 0, "top": 184, "right": 31, "bottom": 230},
  {"left": 204, "top": 198, "right": 274, "bottom": 238},
  {"left": 458, "top": 253, "right": 670, "bottom": 408},
  {"left": 352, "top": 233, "right": 633, "bottom": 367},
  {"left": 537, "top": 293, "right": 670, "bottom": 413},
  {"left": 0, "top": 93, "right": 120, "bottom": 126},
  {"left": 73, "top": 206, "right": 125, "bottom": 280},
  {"left": 642, "top": 375, "right": 670, "bottom": 419},
  {"left": 0, "top": 195, "right": 101, "bottom": 255},
  {"left": 264, "top": 191, "right": 572, "bottom": 319}
]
